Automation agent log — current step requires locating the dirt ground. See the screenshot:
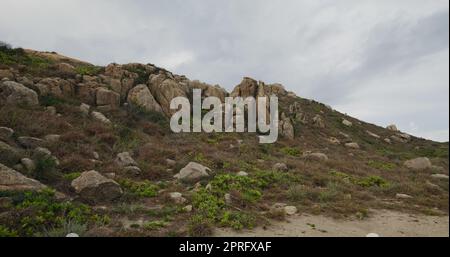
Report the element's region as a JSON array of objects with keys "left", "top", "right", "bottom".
[{"left": 215, "top": 210, "right": 449, "bottom": 237}]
